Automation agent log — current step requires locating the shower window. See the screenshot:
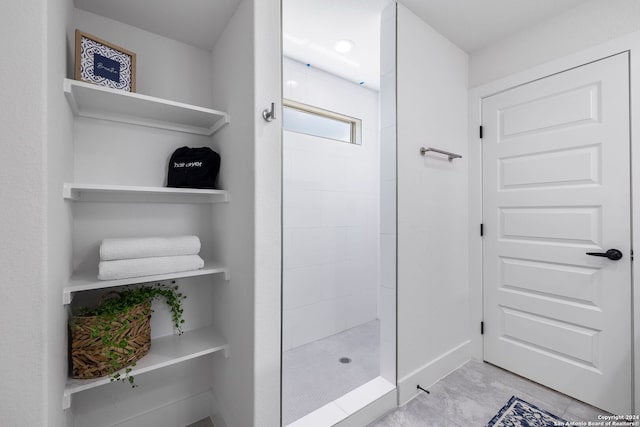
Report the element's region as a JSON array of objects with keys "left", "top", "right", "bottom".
[{"left": 283, "top": 99, "right": 362, "bottom": 145}]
